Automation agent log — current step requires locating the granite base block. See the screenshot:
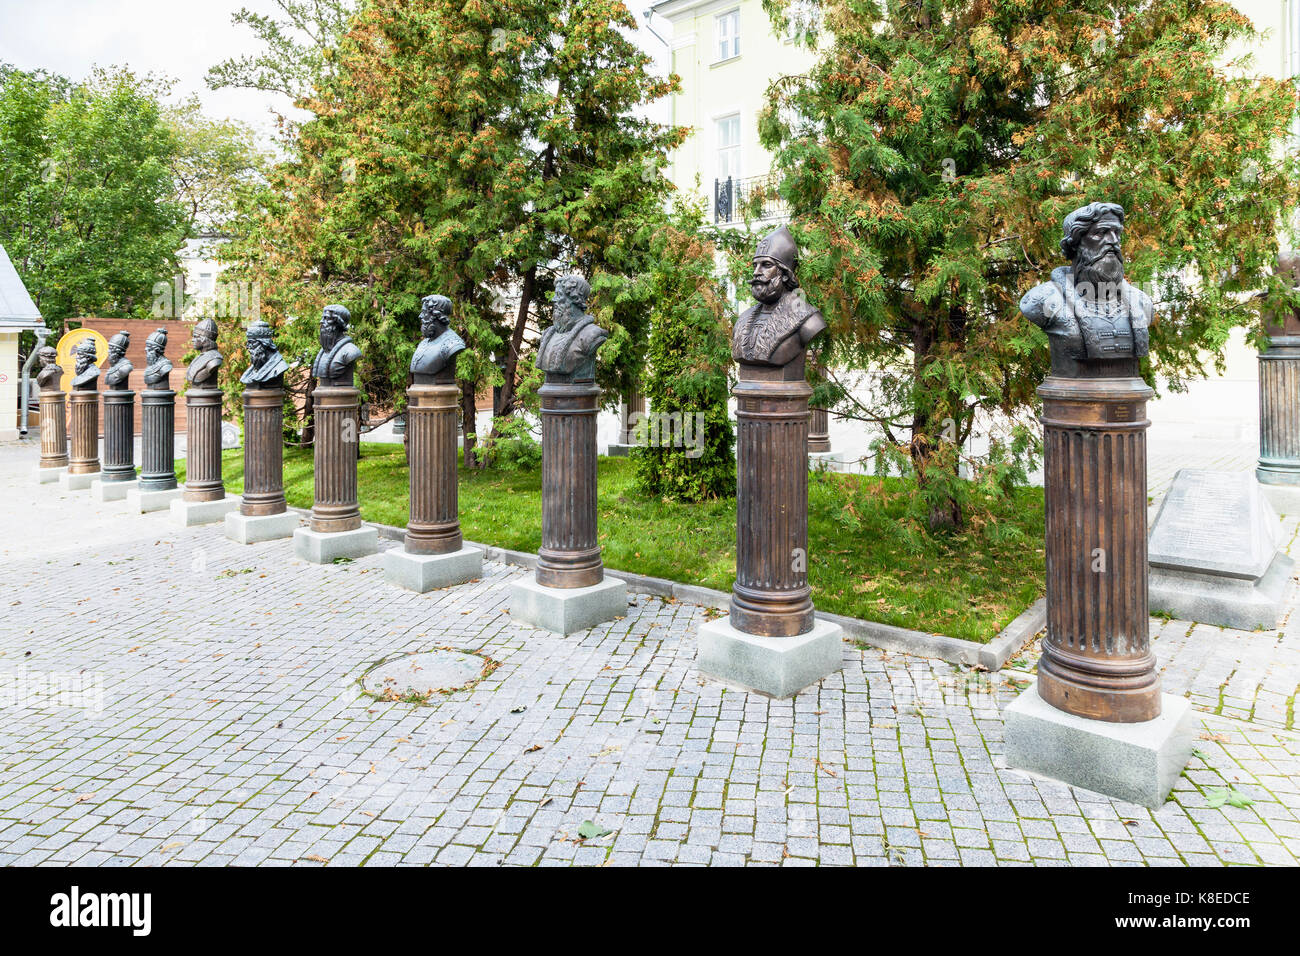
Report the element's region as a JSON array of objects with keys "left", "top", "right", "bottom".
[
  {"left": 1149, "top": 551, "right": 1294, "bottom": 631},
  {"left": 508, "top": 576, "right": 627, "bottom": 635},
  {"left": 293, "top": 525, "right": 378, "bottom": 564},
  {"left": 1259, "top": 482, "right": 1300, "bottom": 517},
  {"left": 697, "top": 616, "right": 844, "bottom": 699},
  {"left": 34, "top": 466, "right": 67, "bottom": 485},
  {"left": 384, "top": 545, "right": 483, "bottom": 592},
  {"left": 225, "top": 510, "right": 301, "bottom": 545},
  {"left": 91, "top": 478, "right": 137, "bottom": 502},
  {"left": 1004, "top": 684, "right": 1196, "bottom": 808},
  {"left": 124, "top": 486, "right": 183, "bottom": 514},
  {"left": 59, "top": 471, "right": 98, "bottom": 492},
  {"left": 170, "top": 495, "right": 241, "bottom": 528}
]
